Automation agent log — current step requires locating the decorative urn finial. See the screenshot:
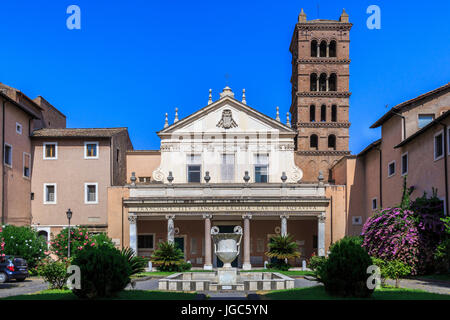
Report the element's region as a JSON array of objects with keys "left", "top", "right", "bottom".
[
  {"left": 167, "top": 171, "right": 174, "bottom": 184},
  {"left": 174, "top": 108, "right": 179, "bottom": 123},
  {"left": 208, "top": 89, "right": 213, "bottom": 105},
  {"left": 164, "top": 113, "right": 168, "bottom": 128},
  {"left": 276, "top": 106, "right": 280, "bottom": 121}
]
